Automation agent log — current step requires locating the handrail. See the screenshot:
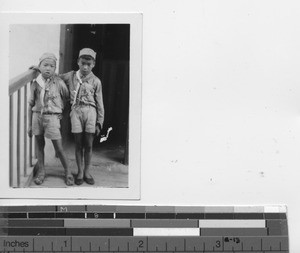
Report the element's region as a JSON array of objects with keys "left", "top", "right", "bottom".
[
  {"left": 9, "top": 69, "right": 37, "bottom": 187},
  {"left": 9, "top": 69, "right": 38, "bottom": 96}
]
